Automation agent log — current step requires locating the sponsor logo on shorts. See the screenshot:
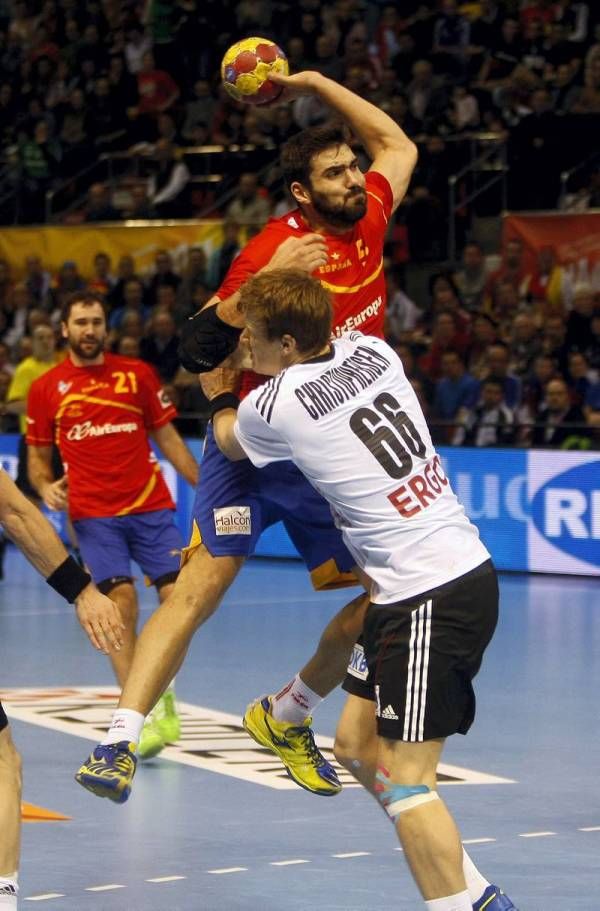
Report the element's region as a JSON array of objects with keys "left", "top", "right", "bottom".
[
  {"left": 213, "top": 506, "right": 251, "bottom": 536},
  {"left": 66, "top": 421, "right": 139, "bottom": 441},
  {"left": 347, "top": 642, "right": 369, "bottom": 680},
  {"left": 381, "top": 704, "right": 398, "bottom": 721}
]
